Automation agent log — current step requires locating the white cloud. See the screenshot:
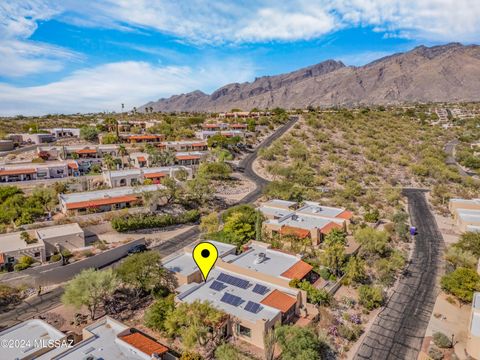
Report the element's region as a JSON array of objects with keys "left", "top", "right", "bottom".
[
  {"left": 0, "top": 0, "right": 80, "bottom": 77},
  {"left": 0, "top": 59, "right": 255, "bottom": 116},
  {"left": 58, "top": 0, "right": 480, "bottom": 43}
]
